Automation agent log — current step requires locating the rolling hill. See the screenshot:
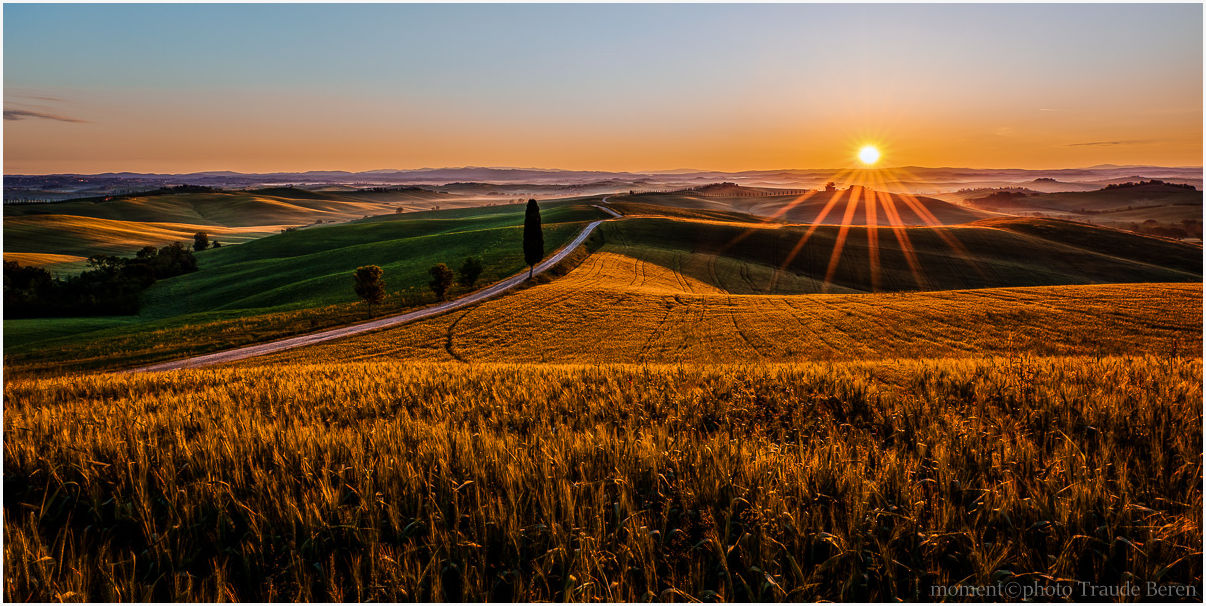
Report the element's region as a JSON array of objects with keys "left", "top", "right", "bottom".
[
  {"left": 961, "top": 181, "right": 1203, "bottom": 240},
  {"left": 6, "top": 207, "right": 1200, "bottom": 375},
  {"left": 964, "top": 180, "right": 1201, "bottom": 214},
  {"left": 3, "top": 200, "right": 612, "bottom": 374},
  {"left": 613, "top": 185, "right": 992, "bottom": 225},
  {"left": 2, "top": 187, "right": 473, "bottom": 271},
  {"left": 4, "top": 214, "right": 287, "bottom": 264},
  {"left": 6, "top": 192, "right": 1201, "bottom": 602},
  {"left": 591, "top": 215, "right": 1200, "bottom": 294}
]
